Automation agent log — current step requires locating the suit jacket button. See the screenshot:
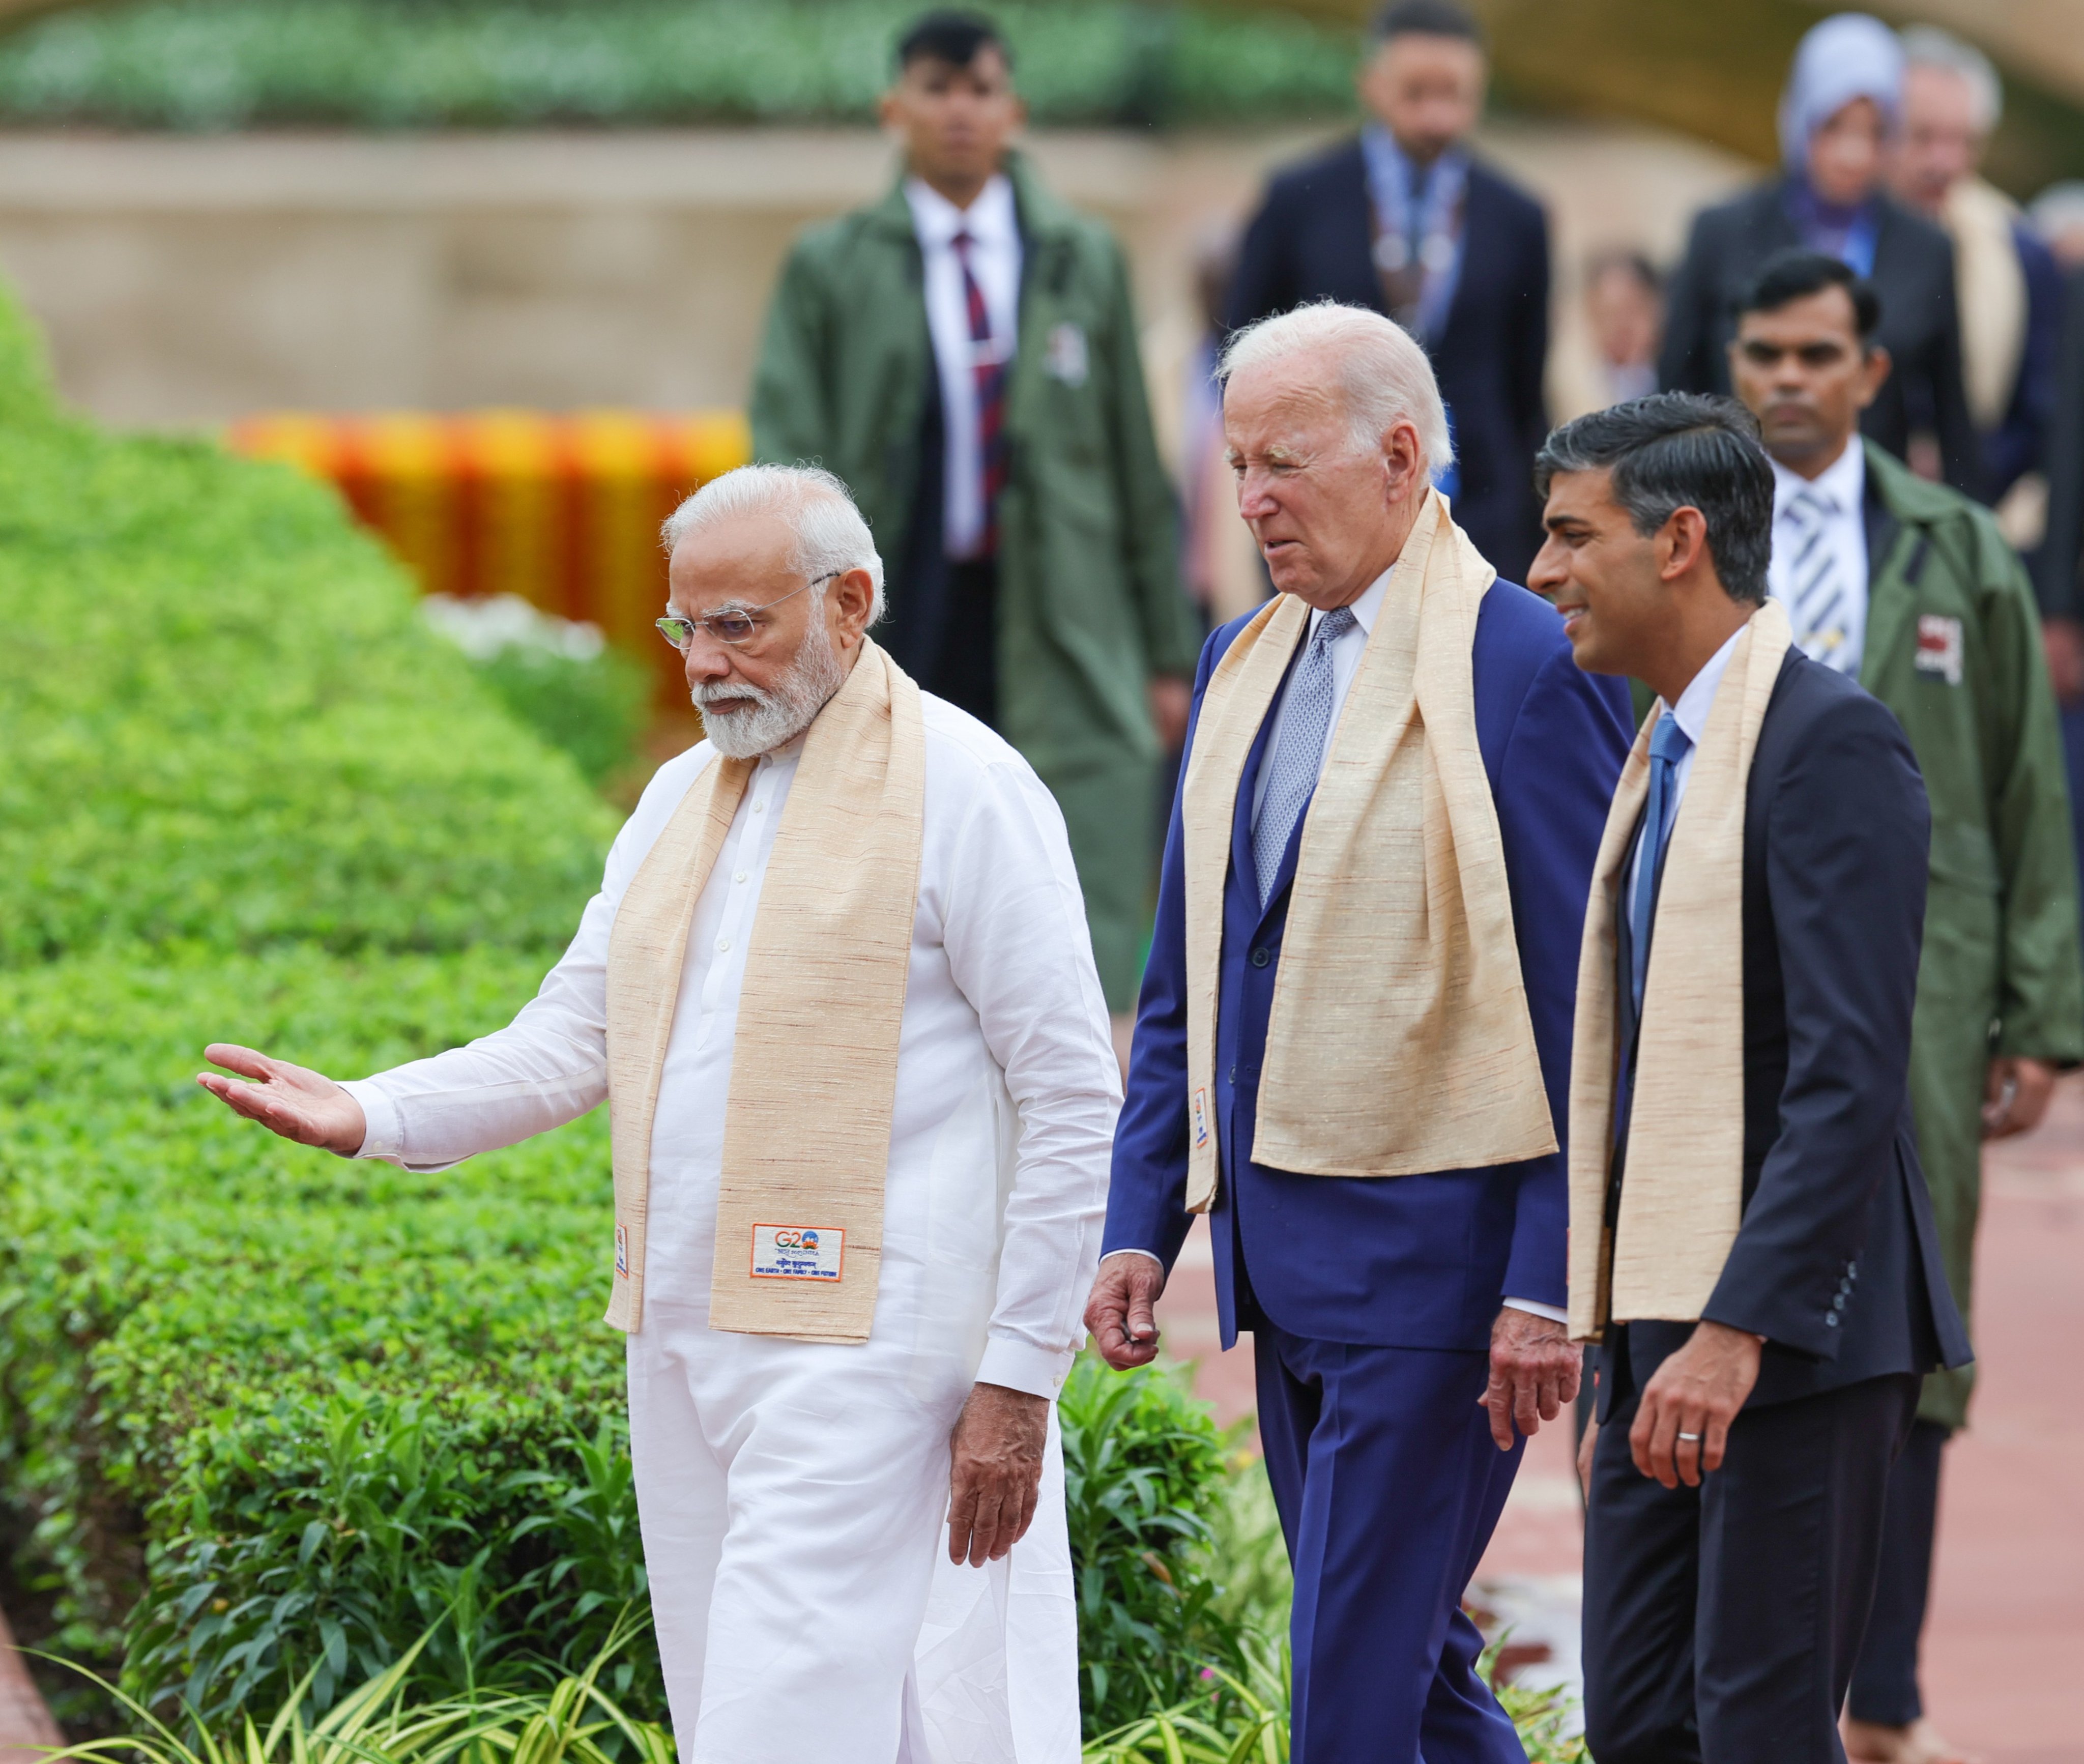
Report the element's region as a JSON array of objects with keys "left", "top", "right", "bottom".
[
  {"left": 1250, "top": 947, "right": 1271, "bottom": 968},
  {"left": 1833, "top": 1294, "right": 1847, "bottom": 1311},
  {"left": 1825, "top": 1313, "right": 1839, "bottom": 1327},
  {"left": 1228, "top": 1064, "right": 1236, "bottom": 1083}
]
